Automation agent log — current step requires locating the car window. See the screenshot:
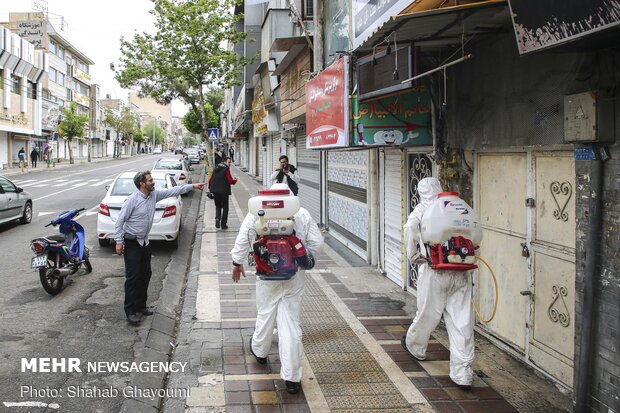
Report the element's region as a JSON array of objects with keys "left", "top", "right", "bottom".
[
  {"left": 0, "top": 177, "right": 17, "bottom": 193},
  {"left": 154, "top": 160, "right": 182, "bottom": 170},
  {"left": 154, "top": 178, "right": 167, "bottom": 190},
  {"left": 110, "top": 178, "right": 138, "bottom": 196},
  {"left": 169, "top": 176, "right": 178, "bottom": 187}
]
